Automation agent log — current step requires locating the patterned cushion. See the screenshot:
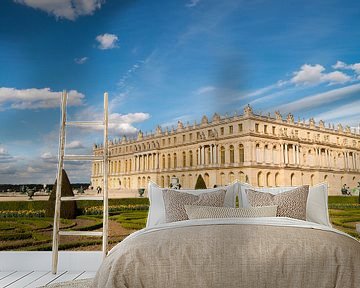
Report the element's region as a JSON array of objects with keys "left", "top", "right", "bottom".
[
  {"left": 162, "top": 189, "right": 226, "bottom": 223},
  {"left": 184, "top": 205, "right": 278, "bottom": 219},
  {"left": 245, "top": 185, "right": 309, "bottom": 220}
]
